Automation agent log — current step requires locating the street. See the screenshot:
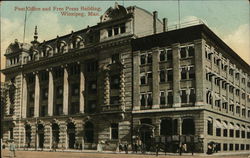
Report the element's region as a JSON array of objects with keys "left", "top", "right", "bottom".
[{"left": 1, "top": 150, "right": 250, "bottom": 158}]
